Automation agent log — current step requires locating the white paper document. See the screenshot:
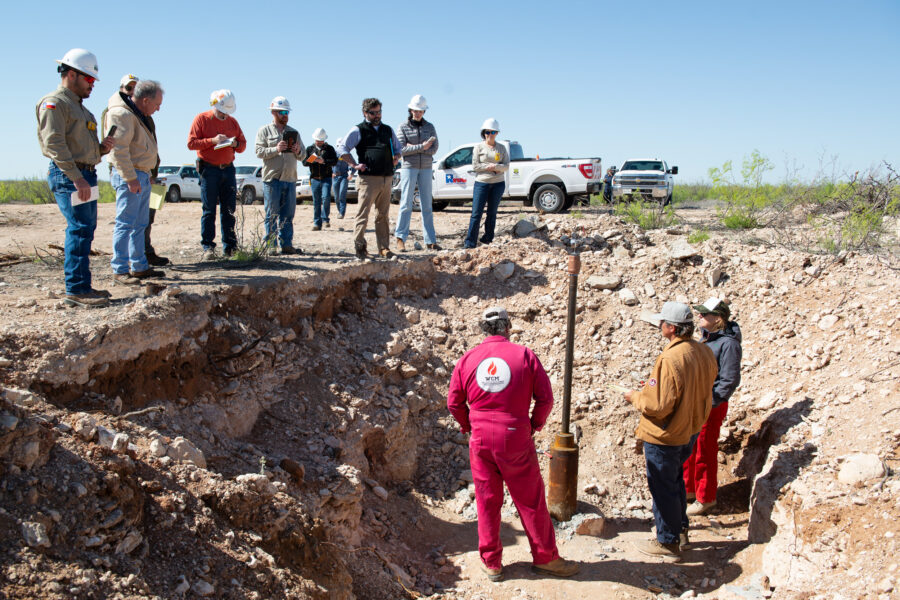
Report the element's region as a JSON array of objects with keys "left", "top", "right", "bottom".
[
  {"left": 213, "top": 137, "right": 236, "bottom": 150},
  {"left": 71, "top": 186, "right": 99, "bottom": 205}
]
